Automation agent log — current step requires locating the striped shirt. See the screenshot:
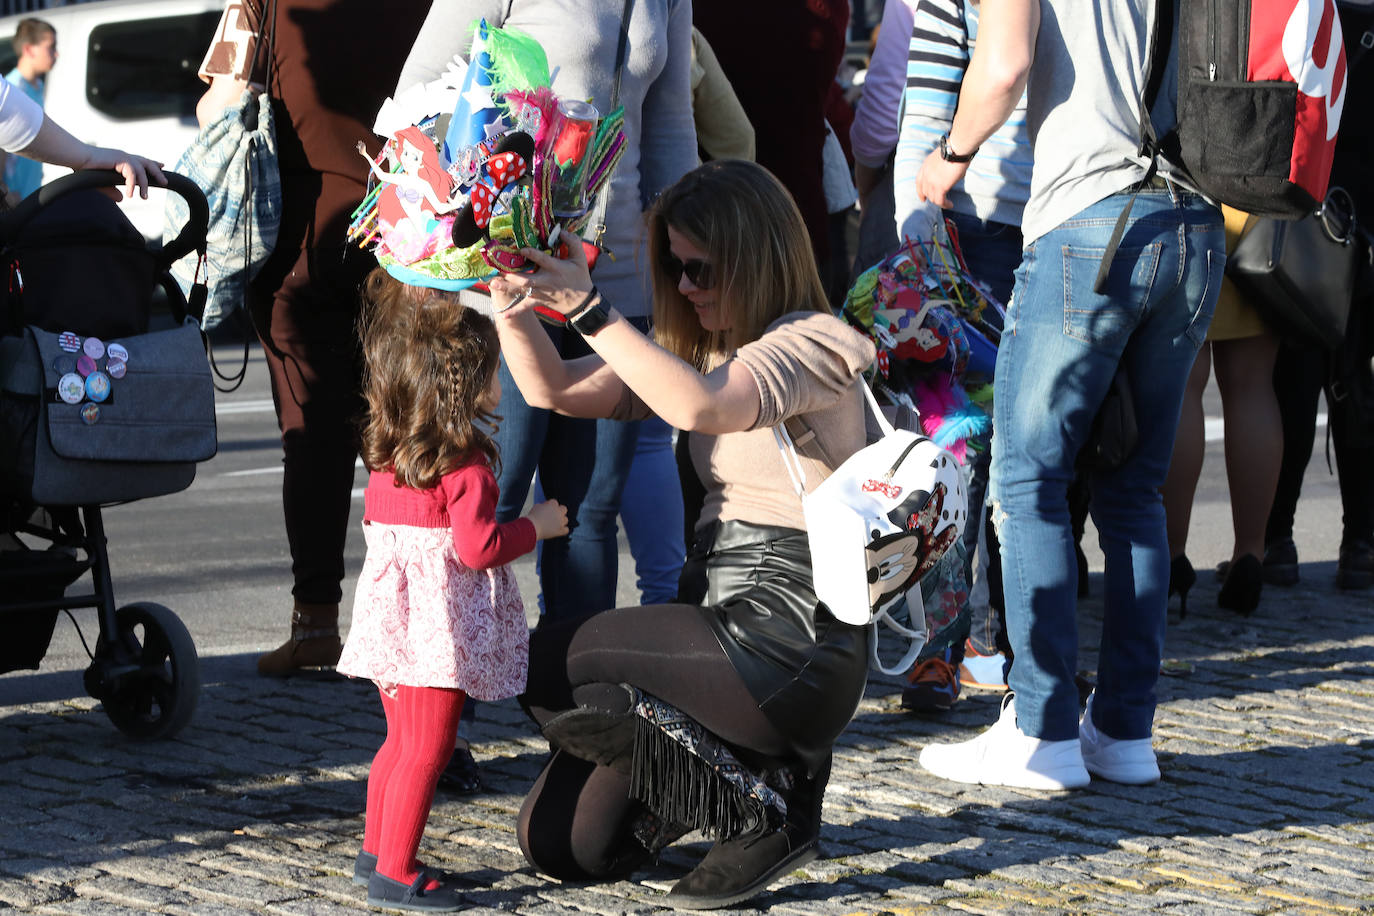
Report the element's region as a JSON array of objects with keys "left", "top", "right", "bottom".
[{"left": 892, "top": 0, "right": 1033, "bottom": 242}]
